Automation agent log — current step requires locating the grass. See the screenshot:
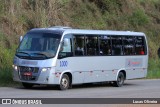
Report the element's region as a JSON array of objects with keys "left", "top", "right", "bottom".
[
  {"left": 129, "top": 9, "right": 149, "bottom": 28},
  {"left": 147, "top": 59, "right": 160, "bottom": 79},
  {"left": 0, "top": 44, "right": 19, "bottom": 86},
  {"left": 0, "top": 32, "right": 18, "bottom": 86}
]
